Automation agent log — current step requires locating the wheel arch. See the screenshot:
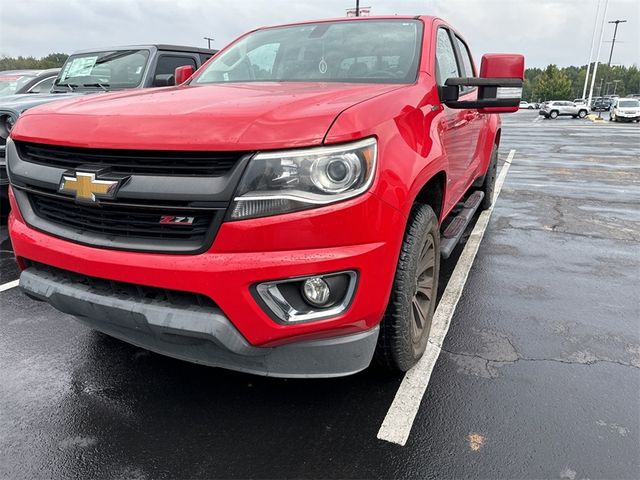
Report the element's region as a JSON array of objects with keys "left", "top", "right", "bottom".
[
  {"left": 494, "top": 127, "right": 501, "bottom": 147},
  {"left": 413, "top": 171, "right": 446, "bottom": 222}
]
